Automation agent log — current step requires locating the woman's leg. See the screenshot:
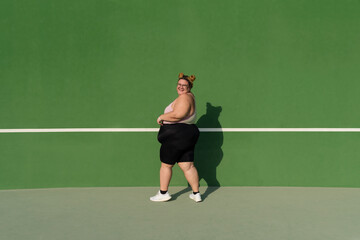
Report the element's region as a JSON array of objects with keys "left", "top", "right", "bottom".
[
  {"left": 178, "top": 162, "right": 199, "bottom": 192},
  {"left": 160, "top": 162, "right": 173, "bottom": 191}
]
